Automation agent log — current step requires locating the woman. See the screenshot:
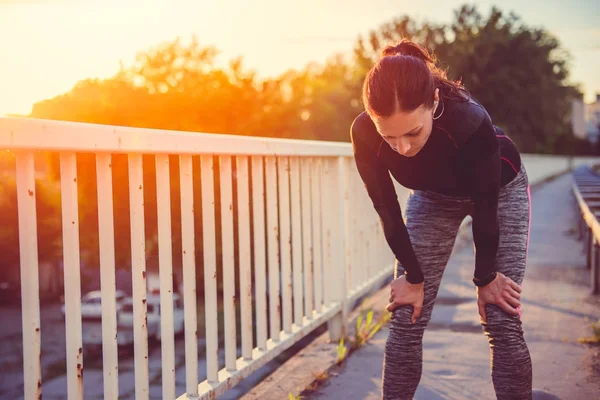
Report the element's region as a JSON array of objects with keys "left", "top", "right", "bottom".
[{"left": 351, "top": 39, "right": 532, "bottom": 399}]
